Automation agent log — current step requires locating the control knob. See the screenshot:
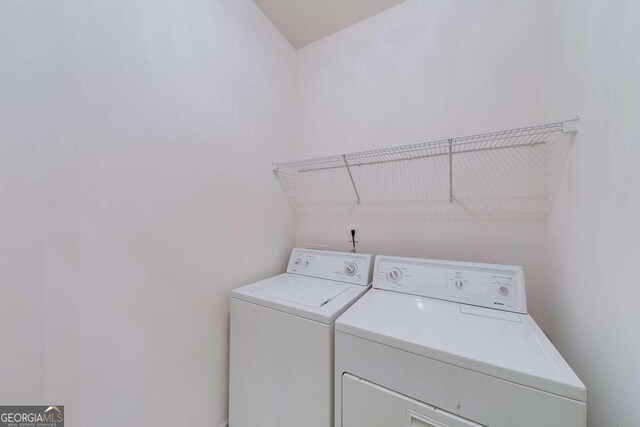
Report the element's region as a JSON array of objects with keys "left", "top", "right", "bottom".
[
  {"left": 387, "top": 268, "right": 403, "bottom": 283},
  {"left": 344, "top": 262, "right": 358, "bottom": 276}
]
